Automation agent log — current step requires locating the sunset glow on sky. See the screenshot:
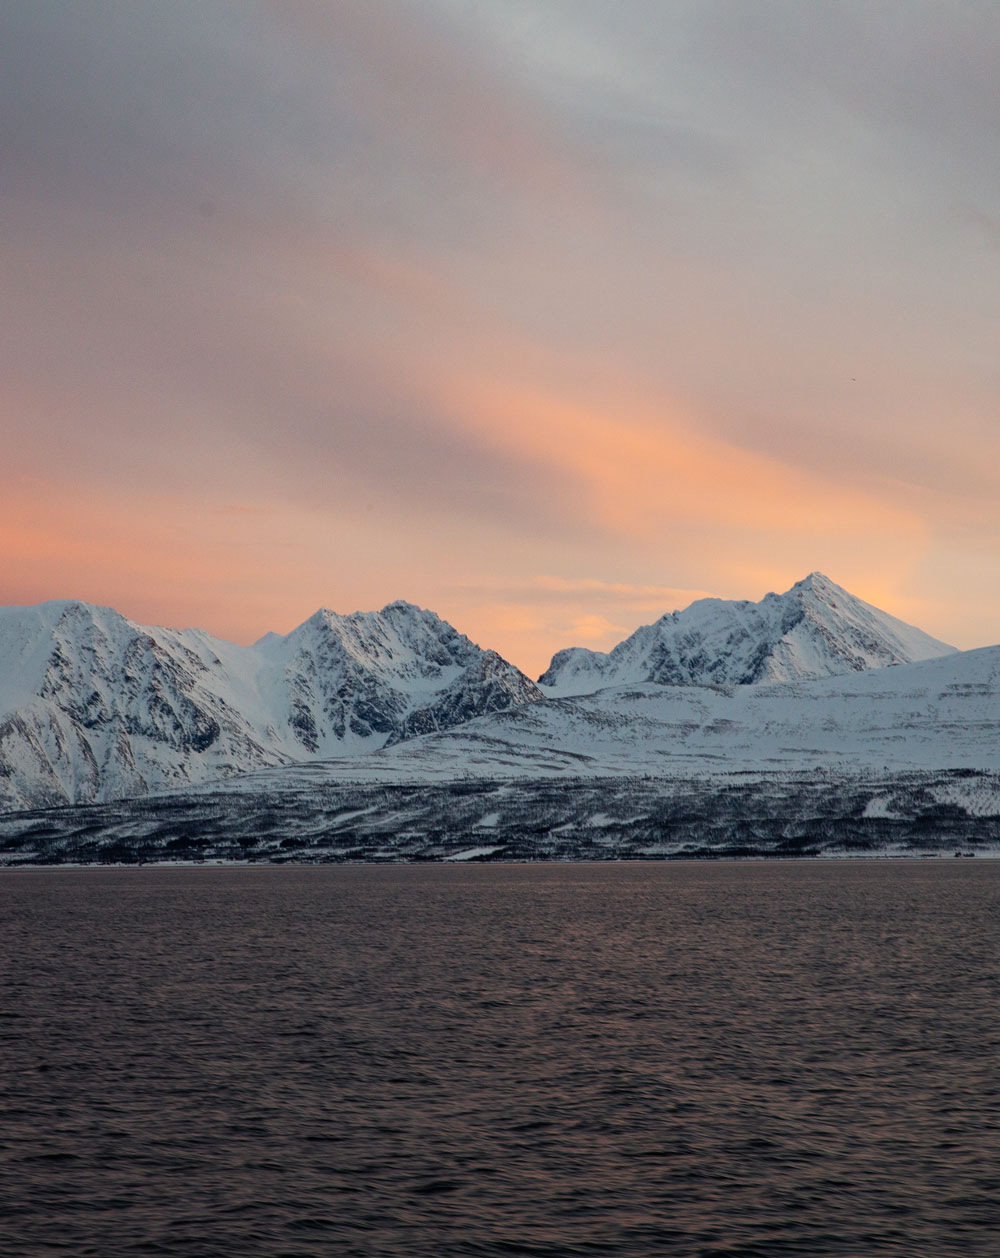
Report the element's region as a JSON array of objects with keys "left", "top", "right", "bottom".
[{"left": 4, "top": 1, "right": 1000, "bottom": 676}]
